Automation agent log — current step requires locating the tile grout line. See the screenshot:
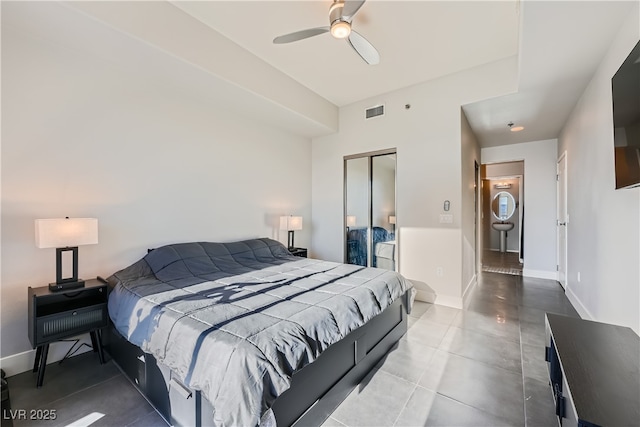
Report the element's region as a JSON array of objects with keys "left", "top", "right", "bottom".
[
  {"left": 21, "top": 373, "right": 123, "bottom": 422},
  {"left": 417, "top": 299, "right": 525, "bottom": 423},
  {"left": 17, "top": 369, "right": 121, "bottom": 411},
  {"left": 124, "top": 408, "right": 163, "bottom": 427},
  {"left": 390, "top": 313, "right": 446, "bottom": 427},
  {"left": 390, "top": 382, "right": 418, "bottom": 427}
]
